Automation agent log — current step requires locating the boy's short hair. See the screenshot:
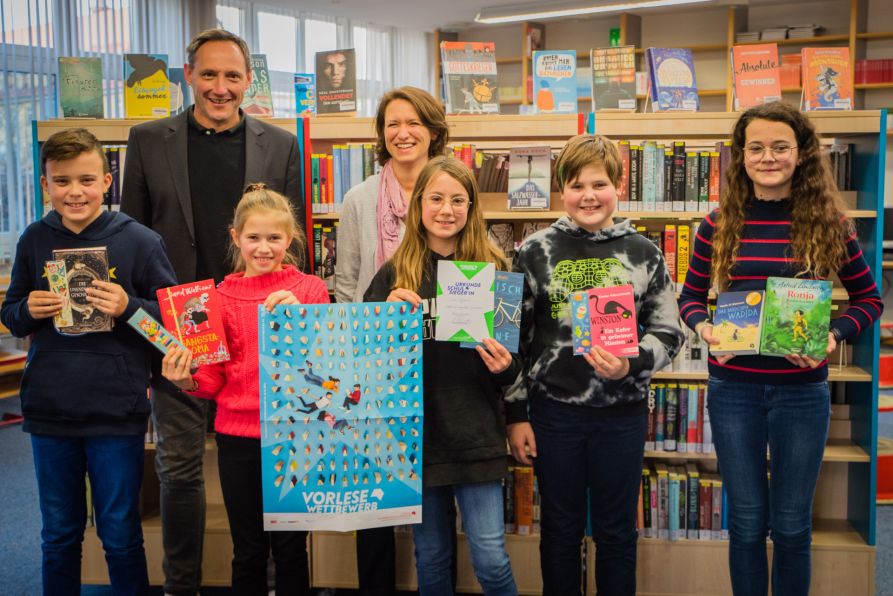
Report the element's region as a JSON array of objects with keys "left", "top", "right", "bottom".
[
  {"left": 553, "top": 134, "right": 623, "bottom": 189},
  {"left": 40, "top": 128, "right": 109, "bottom": 176}
]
